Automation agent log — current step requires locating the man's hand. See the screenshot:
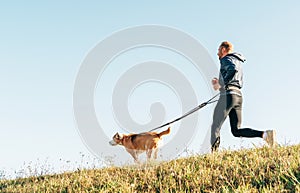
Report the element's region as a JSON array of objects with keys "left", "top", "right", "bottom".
[{"left": 212, "top": 78, "right": 221, "bottom": 91}]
